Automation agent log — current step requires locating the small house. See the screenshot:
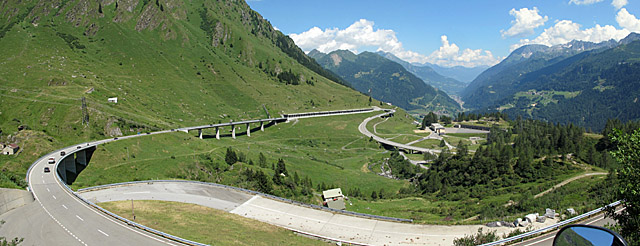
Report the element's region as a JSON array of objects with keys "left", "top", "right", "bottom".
[
  {"left": 108, "top": 97, "right": 118, "bottom": 103},
  {"left": 2, "top": 144, "right": 19, "bottom": 155},
  {"left": 322, "top": 188, "right": 346, "bottom": 210},
  {"left": 430, "top": 123, "right": 445, "bottom": 135}
]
